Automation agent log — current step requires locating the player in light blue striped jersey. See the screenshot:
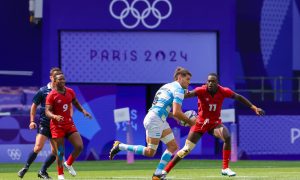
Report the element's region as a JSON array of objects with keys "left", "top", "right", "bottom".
[{"left": 109, "top": 67, "right": 196, "bottom": 180}]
